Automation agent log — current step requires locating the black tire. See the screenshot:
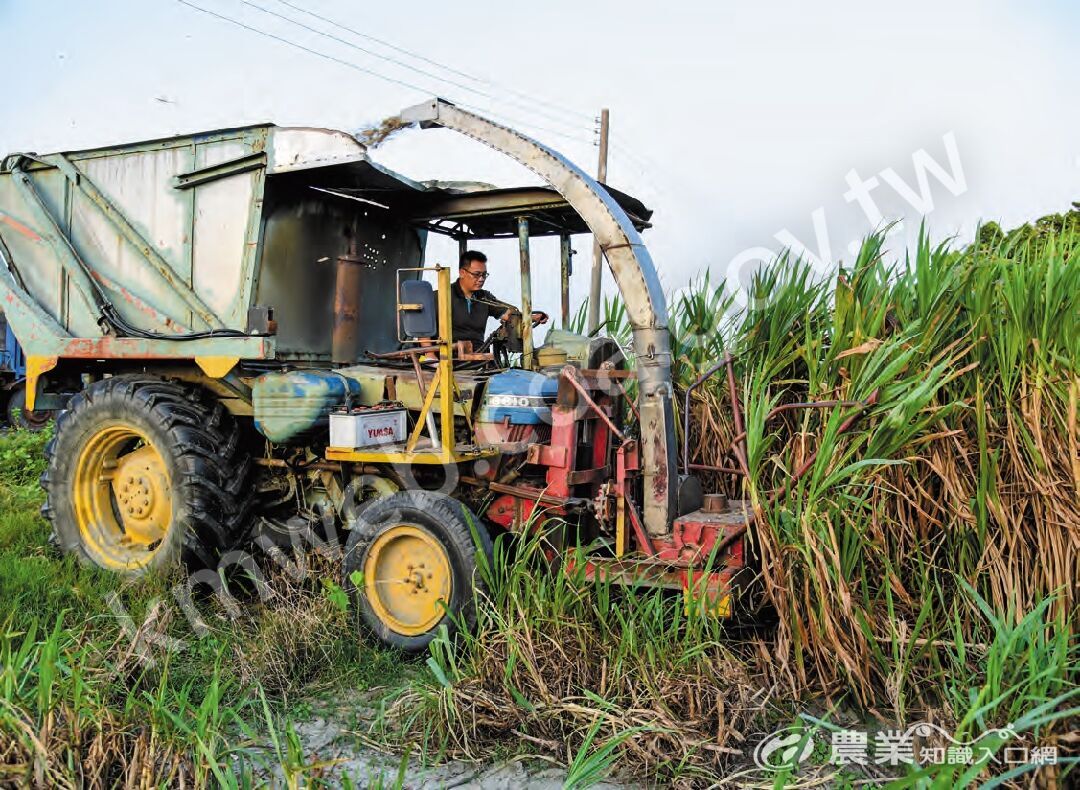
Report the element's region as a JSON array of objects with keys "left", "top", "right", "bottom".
[
  {"left": 41, "top": 375, "right": 252, "bottom": 573},
  {"left": 7, "top": 382, "right": 54, "bottom": 431},
  {"left": 343, "top": 490, "right": 493, "bottom": 652}
]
